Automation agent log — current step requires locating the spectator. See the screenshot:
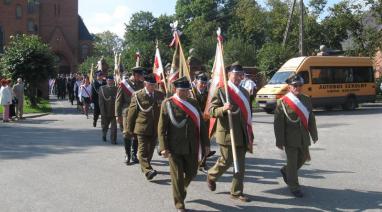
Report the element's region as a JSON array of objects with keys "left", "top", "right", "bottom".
[
  {"left": 240, "top": 73, "right": 257, "bottom": 113},
  {"left": 13, "top": 78, "right": 24, "bottom": 119},
  {"left": 0, "top": 79, "right": 12, "bottom": 122}
]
